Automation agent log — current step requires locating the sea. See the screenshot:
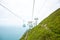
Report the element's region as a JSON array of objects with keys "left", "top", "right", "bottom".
[{"left": 0, "top": 25, "right": 29, "bottom": 40}]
